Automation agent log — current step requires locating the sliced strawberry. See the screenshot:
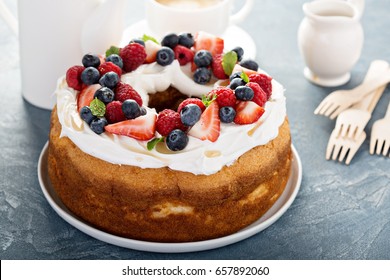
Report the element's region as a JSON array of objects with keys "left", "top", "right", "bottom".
[
  {"left": 144, "top": 40, "right": 161, "bottom": 63},
  {"left": 232, "top": 64, "right": 258, "bottom": 77},
  {"left": 234, "top": 101, "right": 265, "bottom": 125},
  {"left": 77, "top": 84, "right": 101, "bottom": 112},
  {"left": 105, "top": 112, "right": 157, "bottom": 141},
  {"left": 191, "top": 61, "right": 197, "bottom": 72},
  {"left": 98, "top": 54, "right": 106, "bottom": 65},
  {"left": 194, "top": 31, "right": 224, "bottom": 56},
  {"left": 211, "top": 54, "right": 228, "bottom": 79},
  {"left": 188, "top": 102, "right": 220, "bottom": 142}
]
